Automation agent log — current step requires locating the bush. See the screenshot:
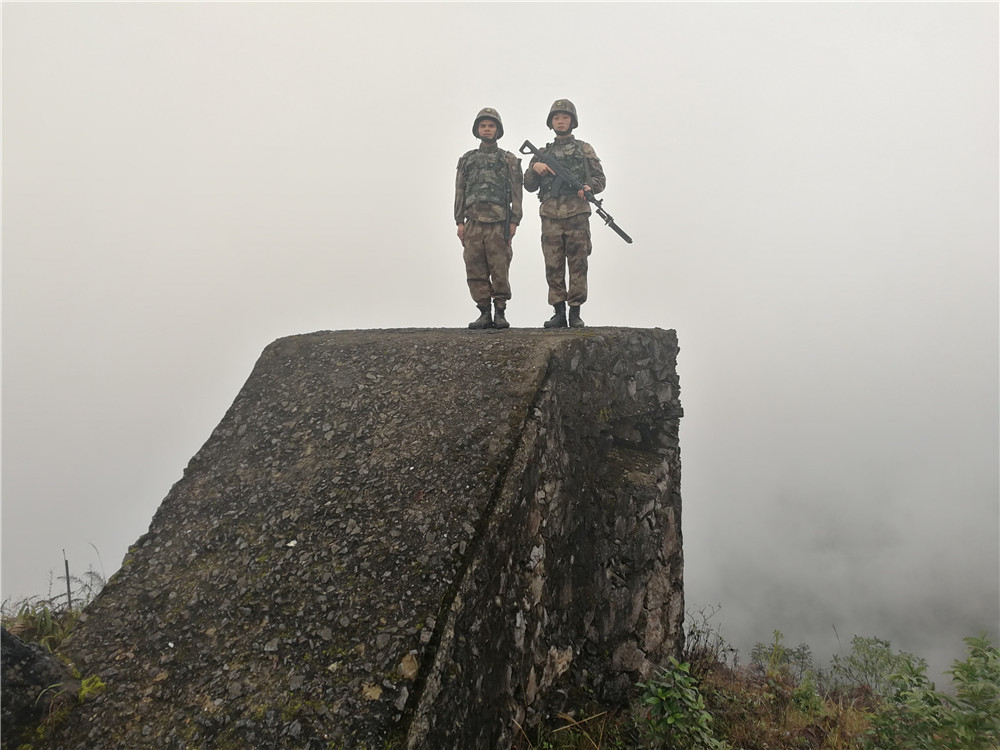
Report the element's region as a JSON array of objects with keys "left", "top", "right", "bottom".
[
  {"left": 684, "top": 605, "right": 738, "bottom": 677},
  {"left": 637, "top": 657, "right": 728, "bottom": 749},
  {"left": 751, "top": 629, "right": 814, "bottom": 683},
  {"left": 830, "top": 635, "right": 926, "bottom": 699},
  {"left": 865, "top": 634, "right": 1000, "bottom": 750}
]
